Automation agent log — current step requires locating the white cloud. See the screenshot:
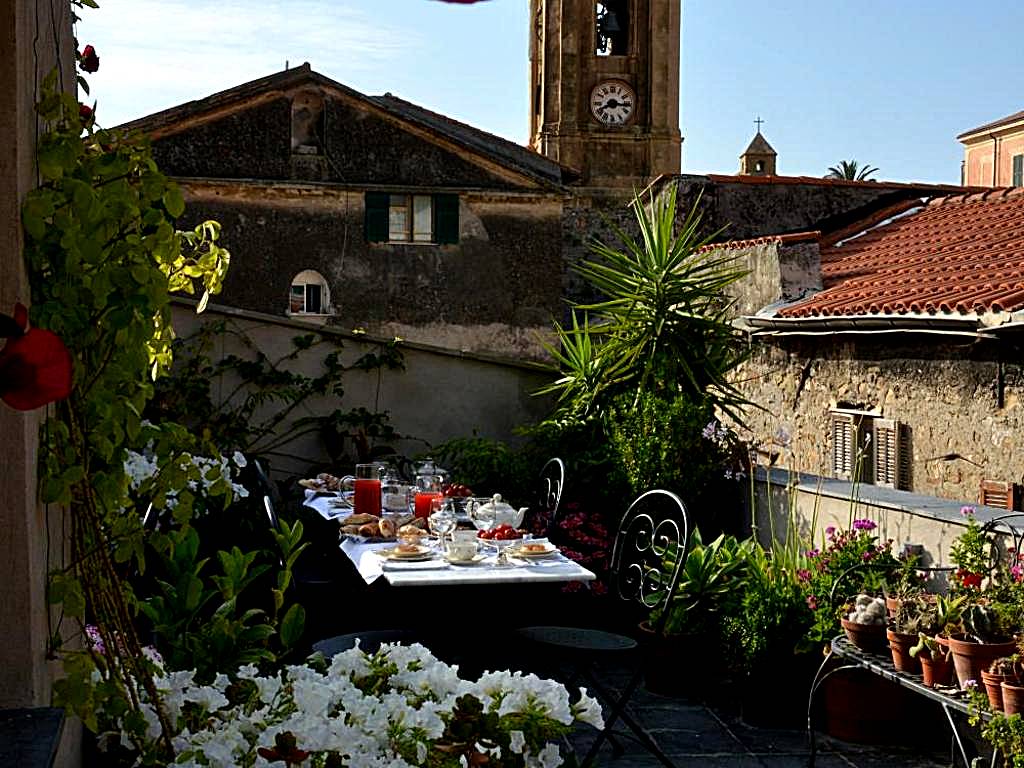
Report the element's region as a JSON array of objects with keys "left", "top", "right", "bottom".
[{"left": 78, "top": 0, "right": 419, "bottom": 125}]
